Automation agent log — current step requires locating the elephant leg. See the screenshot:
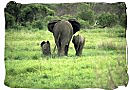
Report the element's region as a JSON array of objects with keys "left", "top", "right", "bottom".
[
  {"left": 58, "top": 46, "right": 65, "bottom": 56},
  {"left": 57, "top": 42, "right": 64, "bottom": 56},
  {"left": 76, "top": 44, "right": 82, "bottom": 56},
  {"left": 56, "top": 40, "right": 60, "bottom": 55},
  {"left": 57, "top": 41, "right": 65, "bottom": 56},
  {"left": 65, "top": 44, "right": 69, "bottom": 56},
  {"left": 76, "top": 50, "right": 80, "bottom": 56},
  {"left": 74, "top": 44, "right": 79, "bottom": 56},
  {"left": 57, "top": 45, "right": 61, "bottom": 56},
  {"left": 78, "top": 43, "right": 84, "bottom": 56},
  {"left": 78, "top": 48, "right": 82, "bottom": 56}
]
